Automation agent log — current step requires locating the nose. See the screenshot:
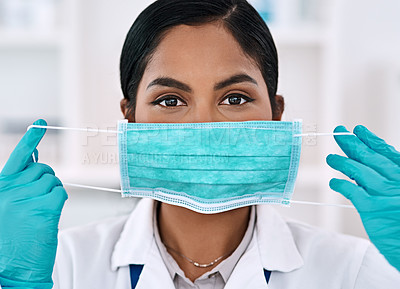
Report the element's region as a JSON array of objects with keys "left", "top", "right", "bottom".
[{"left": 184, "top": 100, "right": 228, "bottom": 123}]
